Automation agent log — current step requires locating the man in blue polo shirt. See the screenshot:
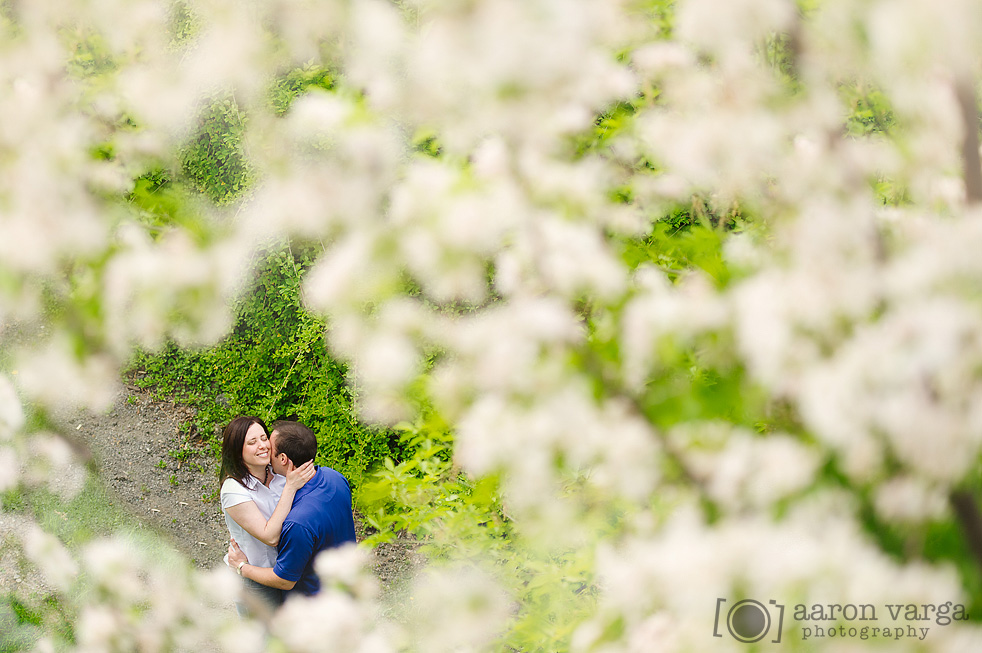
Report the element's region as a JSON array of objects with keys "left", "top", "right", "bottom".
[{"left": 227, "top": 420, "right": 356, "bottom": 596}]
